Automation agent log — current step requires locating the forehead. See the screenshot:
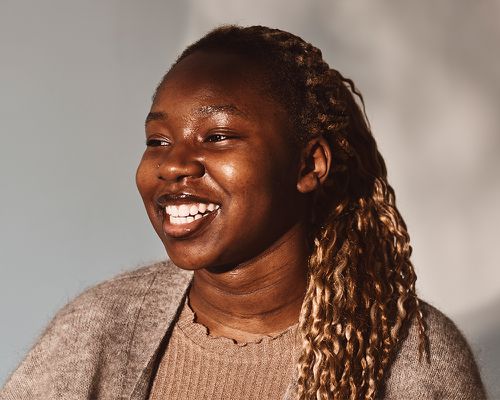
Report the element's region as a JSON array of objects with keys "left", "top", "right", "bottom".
[
  {"left": 153, "top": 51, "right": 279, "bottom": 115},
  {"left": 168, "top": 51, "right": 259, "bottom": 82}
]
